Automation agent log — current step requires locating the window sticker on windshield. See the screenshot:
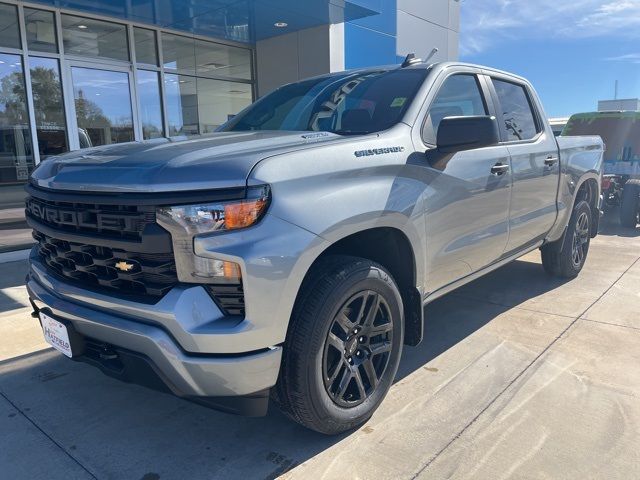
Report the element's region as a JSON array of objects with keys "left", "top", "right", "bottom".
[{"left": 391, "top": 97, "right": 407, "bottom": 108}]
